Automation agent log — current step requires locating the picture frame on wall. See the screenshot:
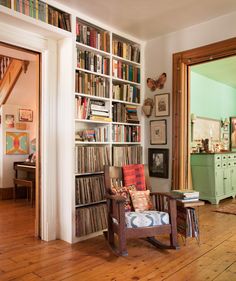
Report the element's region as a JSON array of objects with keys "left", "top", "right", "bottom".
[
  {"left": 150, "top": 119, "right": 167, "bottom": 145},
  {"left": 148, "top": 148, "right": 169, "bottom": 178},
  {"left": 19, "top": 109, "right": 33, "bottom": 122},
  {"left": 155, "top": 93, "right": 170, "bottom": 117},
  {"left": 230, "top": 117, "right": 236, "bottom": 149}
]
